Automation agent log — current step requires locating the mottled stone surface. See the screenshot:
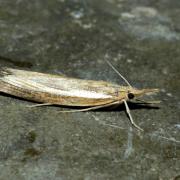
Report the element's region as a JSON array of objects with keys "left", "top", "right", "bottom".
[{"left": 0, "top": 0, "right": 179, "bottom": 179}]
